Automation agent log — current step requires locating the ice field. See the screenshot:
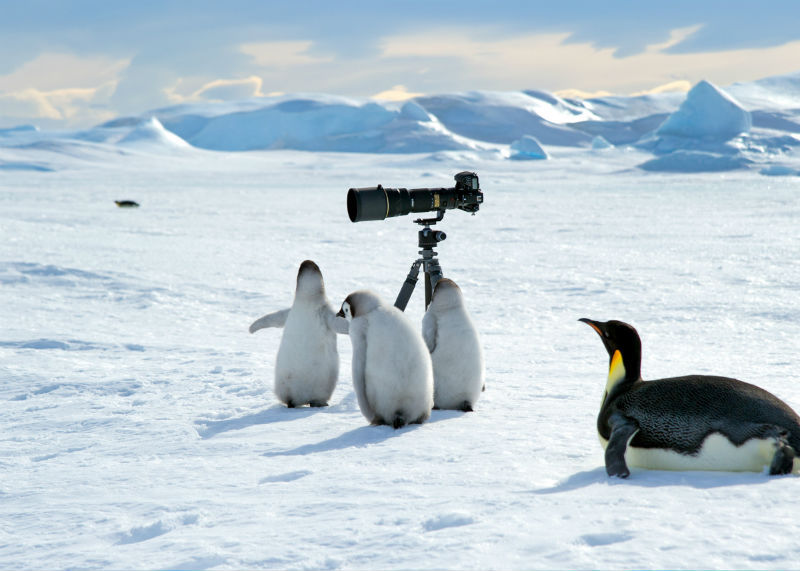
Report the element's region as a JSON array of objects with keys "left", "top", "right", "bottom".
[{"left": 1, "top": 72, "right": 800, "bottom": 569}]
